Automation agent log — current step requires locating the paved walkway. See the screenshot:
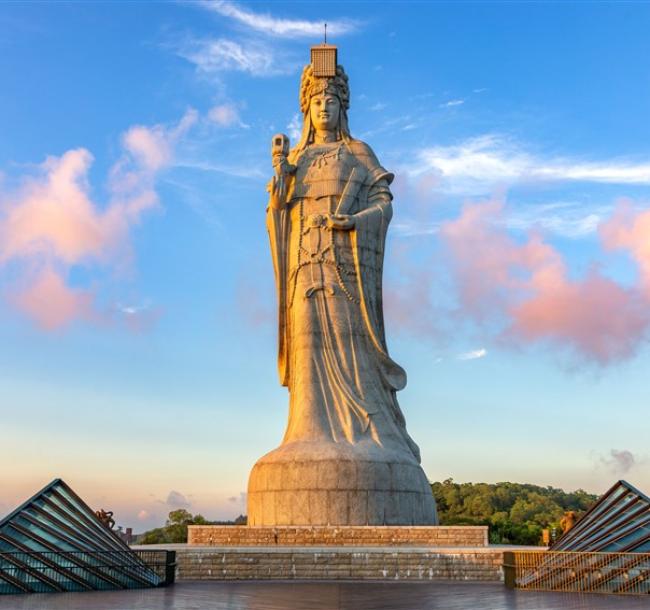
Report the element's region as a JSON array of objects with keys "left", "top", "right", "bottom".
[{"left": 0, "top": 582, "right": 648, "bottom": 609}]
